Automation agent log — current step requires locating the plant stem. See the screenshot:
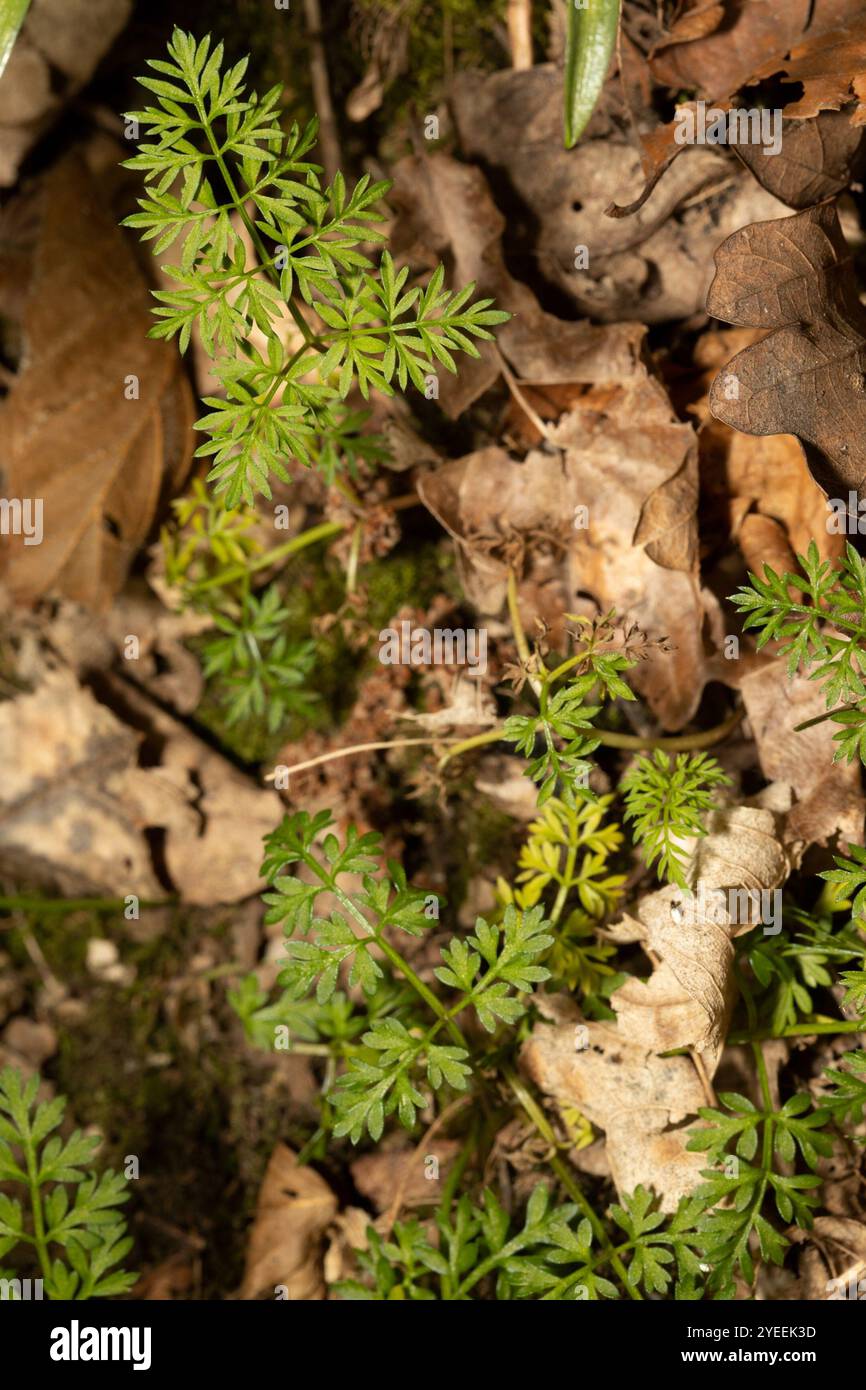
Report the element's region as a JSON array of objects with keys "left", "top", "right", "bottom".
[
  {"left": 794, "top": 704, "right": 858, "bottom": 733},
  {"left": 192, "top": 521, "right": 345, "bottom": 595},
  {"left": 507, "top": 566, "right": 544, "bottom": 692},
  {"left": 194, "top": 88, "right": 323, "bottom": 352},
  {"left": 0, "top": 896, "right": 173, "bottom": 914},
  {"left": 437, "top": 705, "right": 745, "bottom": 771},
  {"left": 321, "top": 871, "right": 469, "bottom": 1052},
  {"left": 271, "top": 736, "right": 471, "bottom": 780},
  {"left": 549, "top": 838, "right": 578, "bottom": 929},
  {"left": 24, "top": 1134, "right": 52, "bottom": 1283},
  {"left": 503, "top": 1065, "right": 641, "bottom": 1298},
  {"left": 728, "top": 1018, "right": 865, "bottom": 1043}
]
